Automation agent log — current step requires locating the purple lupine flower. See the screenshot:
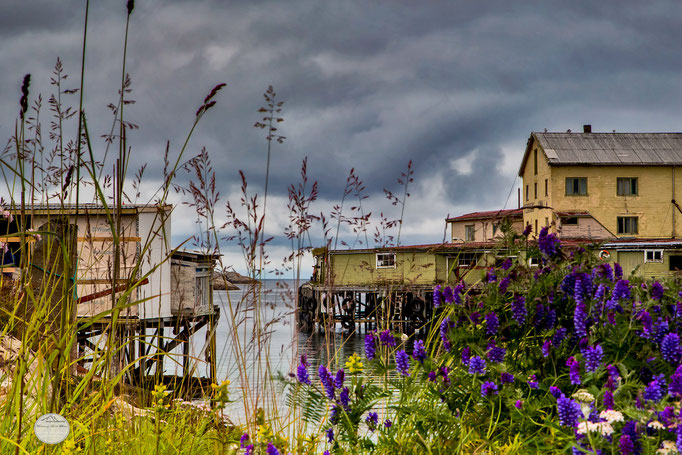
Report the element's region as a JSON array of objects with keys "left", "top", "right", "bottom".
[
  {"left": 486, "top": 340, "right": 506, "bottom": 363},
  {"left": 574, "top": 303, "right": 588, "bottom": 338},
  {"left": 607, "top": 279, "right": 630, "bottom": 310},
  {"left": 439, "top": 366, "right": 451, "bottom": 387},
  {"left": 593, "top": 283, "right": 607, "bottom": 302},
  {"left": 619, "top": 435, "right": 634, "bottom": 455},
  {"left": 240, "top": 433, "right": 250, "bottom": 448},
  {"left": 603, "top": 390, "right": 614, "bottom": 410},
  {"left": 556, "top": 395, "right": 581, "bottom": 427},
  {"left": 567, "top": 357, "right": 581, "bottom": 385},
  {"left": 396, "top": 350, "right": 410, "bottom": 376},
  {"left": 659, "top": 406, "right": 675, "bottom": 427},
  {"left": 677, "top": 423, "right": 682, "bottom": 454},
  {"left": 644, "top": 374, "right": 666, "bottom": 402},
  {"left": 297, "top": 355, "right": 311, "bottom": 385},
  {"left": 365, "top": 331, "right": 376, "bottom": 360},
  {"left": 379, "top": 329, "right": 396, "bottom": 347},
  {"left": 453, "top": 283, "right": 465, "bottom": 304},
  {"left": 481, "top": 381, "right": 498, "bottom": 397},
  {"left": 661, "top": 333, "right": 681, "bottom": 363},
  {"left": 498, "top": 277, "right": 510, "bottom": 293},
  {"left": 384, "top": 419, "right": 392, "bottom": 428},
  {"left": 334, "top": 369, "right": 345, "bottom": 389},
  {"left": 433, "top": 285, "right": 443, "bottom": 308},
  {"left": 461, "top": 347, "right": 471, "bottom": 366},
  {"left": 527, "top": 374, "right": 539, "bottom": 389},
  {"left": 581, "top": 344, "right": 603, "bottom": 372},
  {"left": 614, "top": 262, "right": 623, "bottom": 279},
  {"left": 561, "top": 273, "right": 577, "bottom": 297},
  {"left": 412, "top": 339, "right": 427, "bottom": 364},
  {"left": 440, "top": 317, "right": 453, "bottom": 352},
  {"left": 501, "top": 372, "right": 514, "bottom": 384},
  {"left": 329, "top": 405, "right": 339, "bottom": 424},
  {"left": 511, "top": 295, "right": 526, "bottom": 325},
  {"left": 443, "top": 286, "right": 454, "bottom": 304},
  {"left": 427, "top": 371, "right": 437, "bottom": 382},
  {"left": 651, "top": 281, "right": 664, "bottom": 300},
  {"left": 593, "top": 263, "right": 614, "bottom": 282},
  {"left": 653, "top": 318, "right": 669, "bottom": 345},
  {"left": 468, "top": 355, "right": 486, "bottom": 375},
  {"left": 549, "top": 386, "right": 562, "bottom": 398},
  {"left": 542, "top": 340, "right": 551, "bottom": 358},
  {"left": 366, "top": 411, "right": 378, "bottom": 431},
  {"left": 523, "top": 224, "right": 532, "bottom": 236},
  {"left": 245, "top": 445, "right": 254, "bottom": 455},
  {"left": 266, "top": 443, "right": 280, "bottom": 455},
  {"left": 339, "top": 387, "right": 350, "bottom": 410},
  {"left": 622, "top": 421, "right": 639, "bottom": 453},
  {"left": 485, "top": 312, "right": 499, "bottom": 335},
  {"left": 470, "top": 311, "right": 481, "bottom": 325},
  {"left": 669, "top": 365, "right": 682, "bottom": 397},
  {"left": 318, "top": 365, "right": 335, "bottom": 400},
  {"left": 534, "top": 304, "right": 546, "bottom": 329},
  {"left": 552, "top": 327, "right": 567, "bottom": 346},
  {"left": 574, "top": 277, "right": 586, "bottom": 305},
  {"left": 514, "top": 400, "right": 523, "bottom": 409},
  {"left": 544, "top": 308, "right": 556, "bottom": 330},
  {"left": 501, "top": 258, "right": 512, "bottom": 270},
  {"left": 606, "top": 364, "right": 620, "bottom": 390},
  {"left": 538, "top": 226, "right": 561, "bottom": 257},
  {"left": 486, "top": 268, "right": 497, "bottom": 283},
  {"left": 326, "top": 428, "right": 334, "bottom": 443}
]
